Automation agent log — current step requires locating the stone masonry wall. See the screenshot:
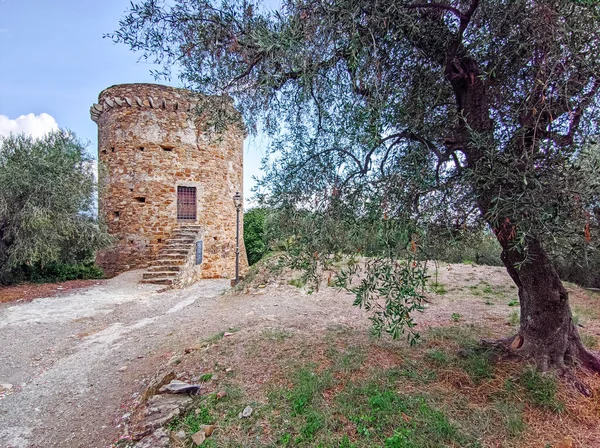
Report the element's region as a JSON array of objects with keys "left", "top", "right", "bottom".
[{"left": 91, "top": 83, "right": 248, "bottom": 279}]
